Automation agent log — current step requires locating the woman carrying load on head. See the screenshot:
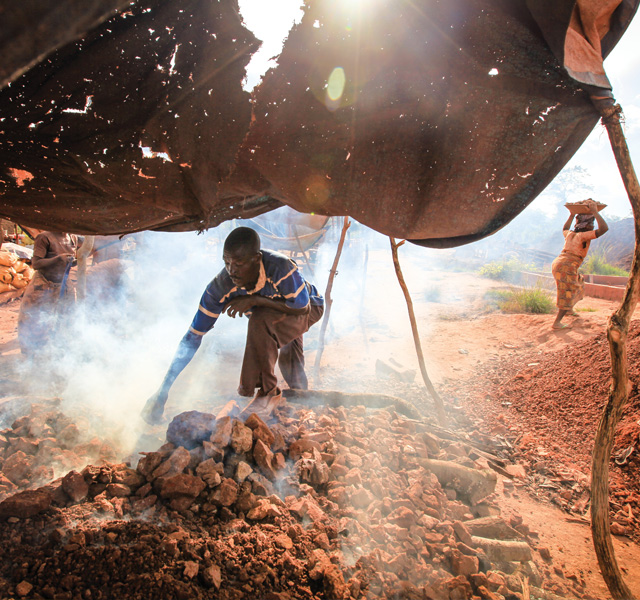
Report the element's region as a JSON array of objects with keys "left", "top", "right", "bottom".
[{"left": 551, "top": 199, "right": 608, "bottom": 330}]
